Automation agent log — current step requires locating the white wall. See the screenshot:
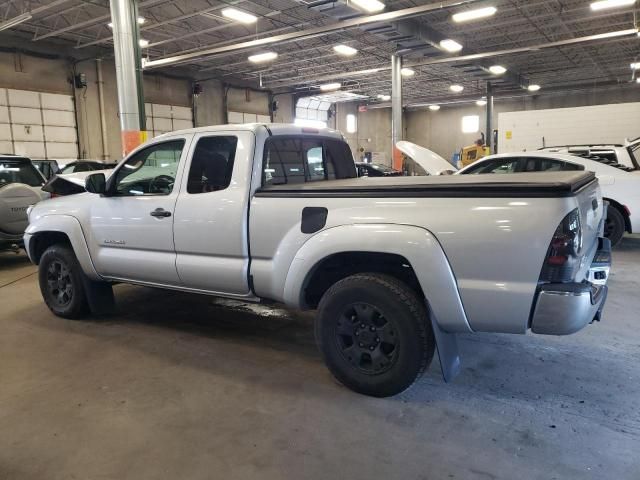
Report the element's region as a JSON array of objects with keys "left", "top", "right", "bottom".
[{"left": 498, "top": 103, "right": 640, "bottom": 152}]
